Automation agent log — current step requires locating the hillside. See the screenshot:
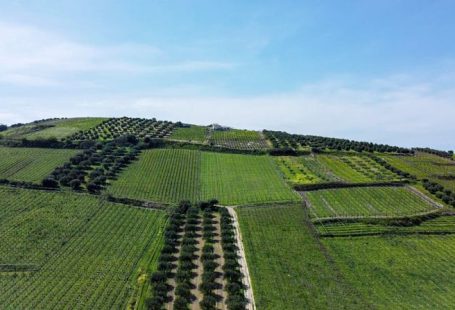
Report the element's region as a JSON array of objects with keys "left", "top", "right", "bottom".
[{"left": 0, "top": 117, "right": 454, "bottom": 309}]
